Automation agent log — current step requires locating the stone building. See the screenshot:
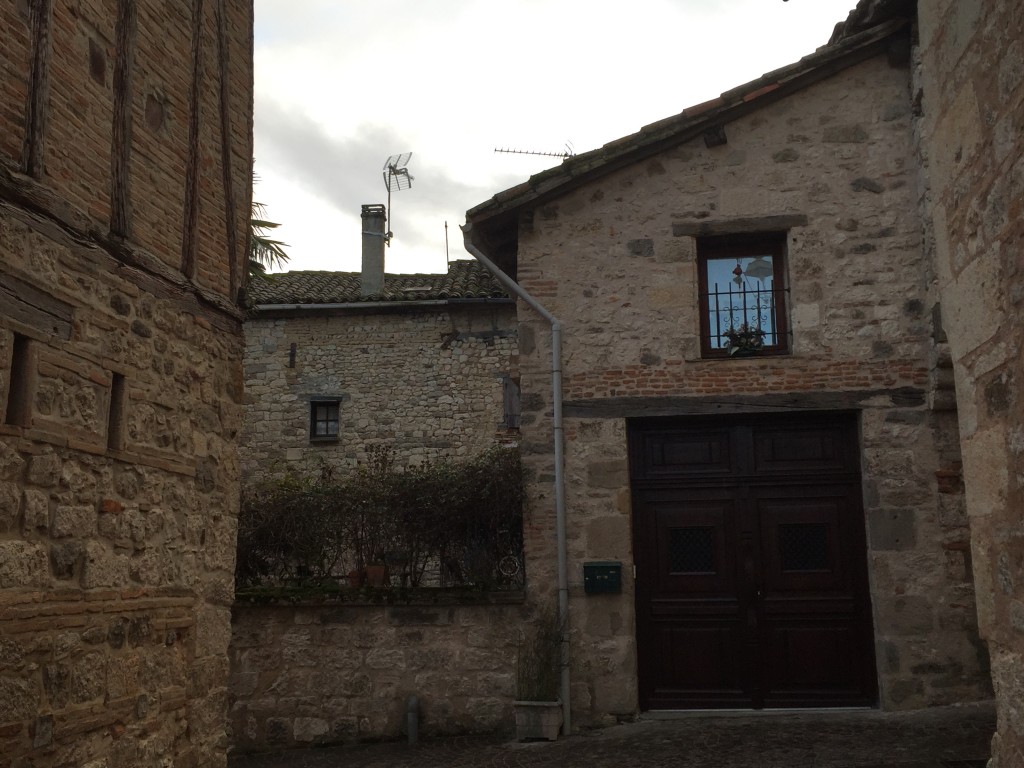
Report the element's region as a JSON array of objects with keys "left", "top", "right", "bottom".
[
  {"left": 465, "top": 9, "right": 992, "bottom": 730},
  {"left": 231, "top": 215, "right": 522, "bottom": 750},
  {"left": 908, "top": 1, "right": 1024, "bottom": 765},
  {"left": 232, "top": 4, "right": 1024, "bottom": 759},
  {"left": 1, "top": 2, "right": 251, "bottom": 766},
  {"left": 231, "top": 225, "right": 519, "bottom": 751},
  {"left": 240, "top": 214, "right": 517, "bottom": 480}
]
